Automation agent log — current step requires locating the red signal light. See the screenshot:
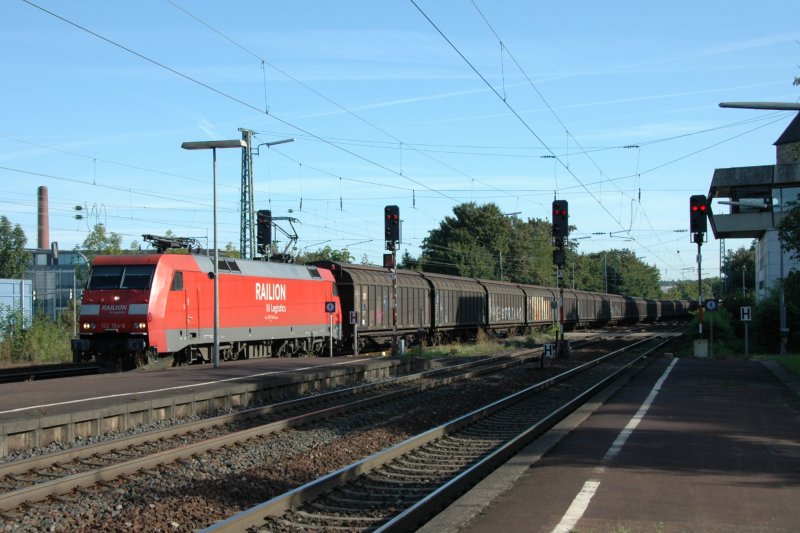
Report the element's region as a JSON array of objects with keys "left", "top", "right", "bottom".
[
  {"left": 552, "top": 200, "right": 569, "bottom": 239},
  {"left": 384, "top": 205, "right": 400, "bottom": 249},
  {"left": 689, "top": 194, "right": 708, "bottom": 233}
]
